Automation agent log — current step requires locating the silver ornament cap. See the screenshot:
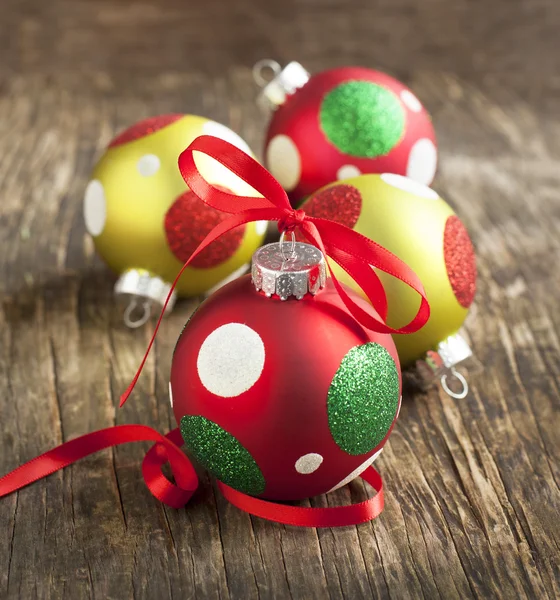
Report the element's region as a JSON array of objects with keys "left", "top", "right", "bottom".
[
  {"left": 251, "top": 238, "right": 327, "bottom": 301},
  {"left": 114, "top": 269, "right": 177, "bottom": 328},
  {"left": 415, "top": 333, "right": 472, "bottom": 399},
  {"left": 253, "top": 60, "right": 310, "bottom": 111}
]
